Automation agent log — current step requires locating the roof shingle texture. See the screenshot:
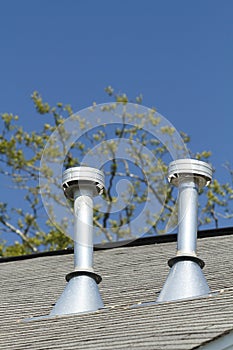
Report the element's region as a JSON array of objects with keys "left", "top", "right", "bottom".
[{"left": 1, "top": 232, "right": 233, "bottom": 350}]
